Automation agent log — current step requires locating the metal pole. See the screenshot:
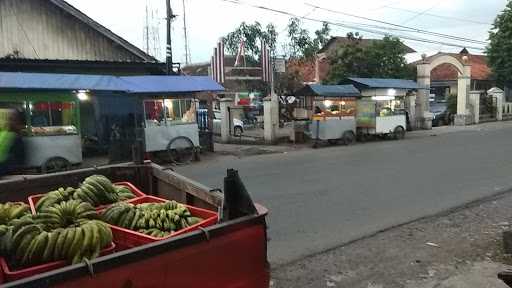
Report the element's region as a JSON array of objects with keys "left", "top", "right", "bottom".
[
  {"left": 166, "top": 0, "right": 173, "bottom": 75},
  {"left": 182, "top": 0, "right": 190, "bottom": 65}
]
